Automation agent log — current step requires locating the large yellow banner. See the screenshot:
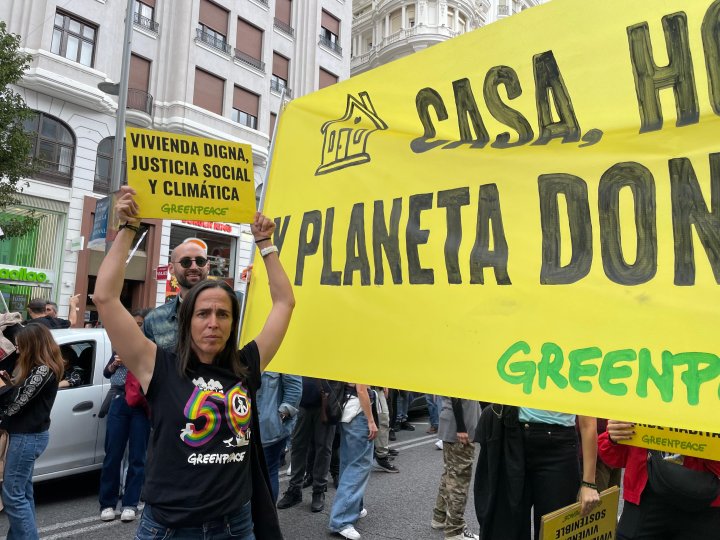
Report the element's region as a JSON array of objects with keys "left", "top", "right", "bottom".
[{"left": 243, "top": 0, "right": 720, "bottom": 432}]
